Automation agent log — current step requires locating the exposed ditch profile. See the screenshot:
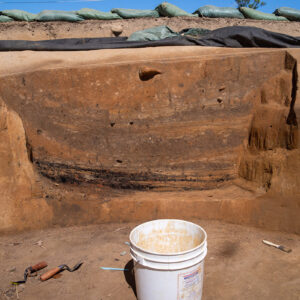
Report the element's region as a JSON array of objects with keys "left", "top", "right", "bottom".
[{"left": 0, "top": 47, "right": 299, "bottom": 233}]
